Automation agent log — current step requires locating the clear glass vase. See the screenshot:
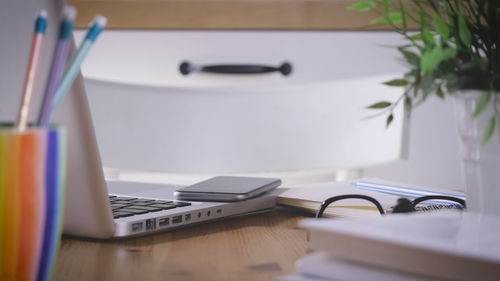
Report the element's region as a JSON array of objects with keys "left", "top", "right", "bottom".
[{"left": 453, "top": 91, "right": 500, "bottom": 215}]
